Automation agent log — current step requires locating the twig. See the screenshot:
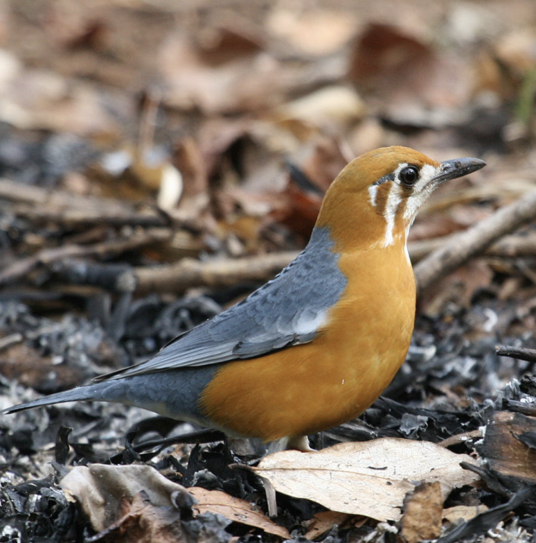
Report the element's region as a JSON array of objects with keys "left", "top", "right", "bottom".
[
  {"left": 0, "top": 229, "right": 171, "bottom": 287},
  {"left": 414, "top": 189, "right": 536, "bottom": 293},
  {"left": 0, "top": 178, "right": 126, "bottom": 211},
  {"left": 409, "top": 231, "right": 536, "bottom": 262},
  {"left": 496, "top": 345, "right": 536, "bottom": 364},
  {"left": 11, "top": 204, "right": 168, "bottom": 228},
  {"left": 134, "top": 251, "right": 300, "bottom": 294},
  {"left": 0, "top": 178, "right": 167, "bottom": 228}
]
